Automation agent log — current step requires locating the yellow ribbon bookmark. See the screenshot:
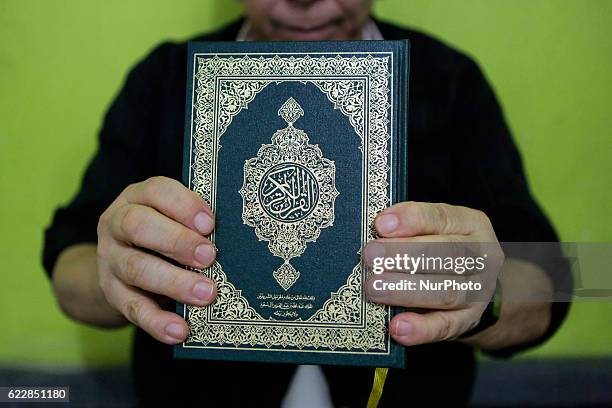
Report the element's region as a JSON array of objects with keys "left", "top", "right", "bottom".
[{"left": 366, "top": 367, "right": 389, "bottom": 408}]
